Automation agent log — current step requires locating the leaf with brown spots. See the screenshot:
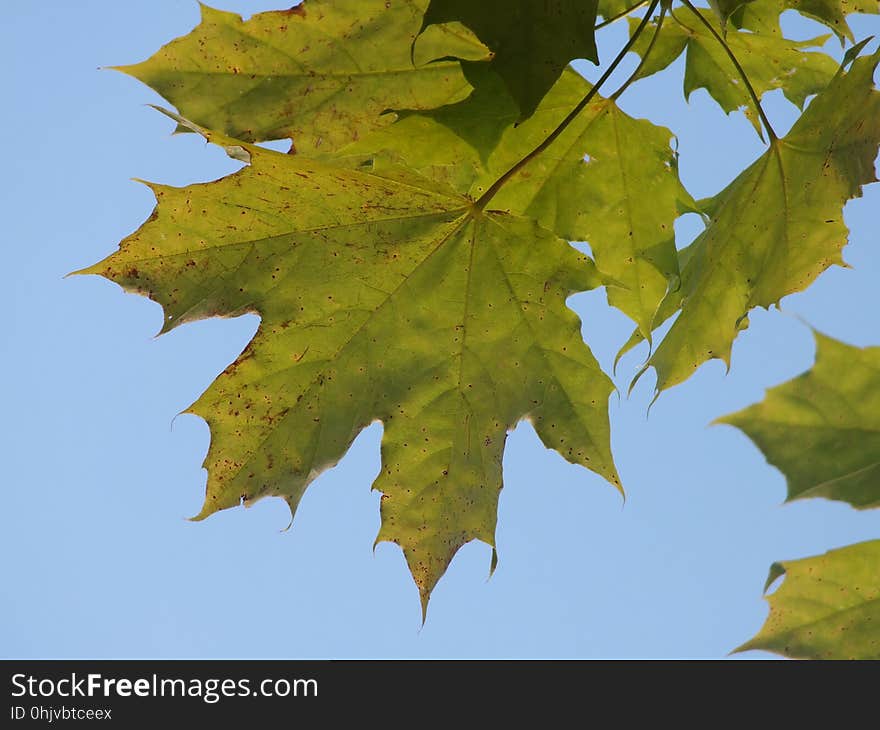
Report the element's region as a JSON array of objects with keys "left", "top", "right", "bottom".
[
  {"left": 718, "top": 332, "right": 880, "bottom": 509},
  {"left": 115, "top": 0, "right": 489, "bottom": 152},
  {"left": 77, "top": 112, "right": 621, "bottom": 615},
  {"left": 721, "top": 334, "right": 880, "bottom": 658},
  {"left": 634, "top": 50, "right": 880, "bottom": 396},
  {"left": 735, "top": 540, "right": 880, "bottom": 659}
]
